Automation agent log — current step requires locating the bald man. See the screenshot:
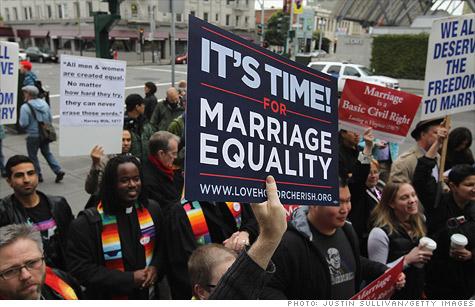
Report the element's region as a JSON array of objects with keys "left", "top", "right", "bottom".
[{"left": 150, "top": 87, "right": 184, "bottom": 132}]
